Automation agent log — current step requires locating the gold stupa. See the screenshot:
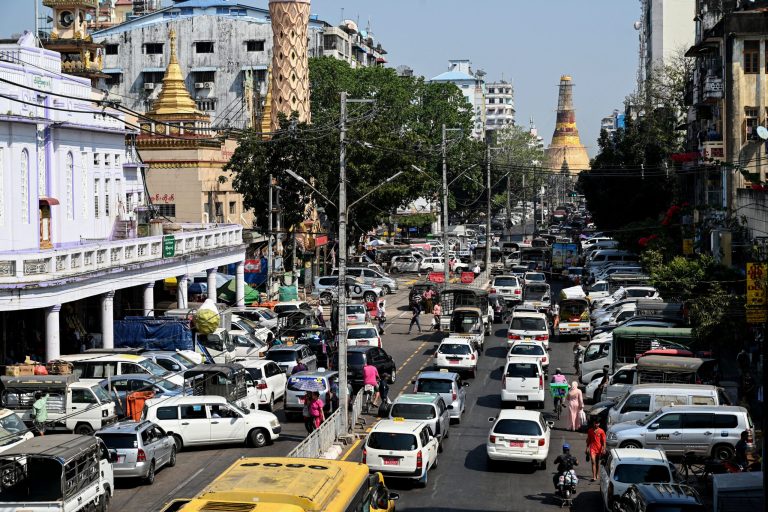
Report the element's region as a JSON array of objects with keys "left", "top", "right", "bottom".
[{"left": 545, "top": 75, "right": 590, "bottom": 174}]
